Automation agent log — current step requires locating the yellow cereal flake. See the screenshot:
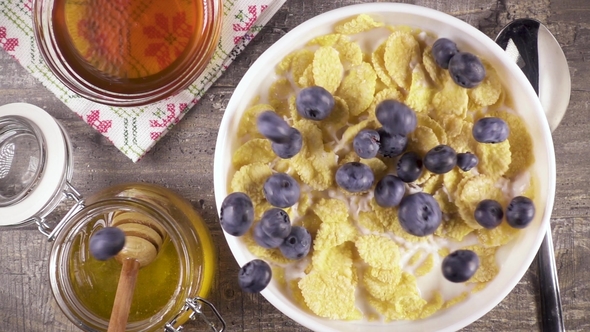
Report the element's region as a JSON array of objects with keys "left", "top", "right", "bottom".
[
  {"left": 489, "top": 110, "right": 535, "bottom": 178},
  {"left": 339, "top": 151, "right": 360, "bottom": 165},
  {"left": 420, "top": 291, "right": 444, "bottom": 319},
  {"left": 440, "top": 115, "right": 464, "bottom": 139},
  {"left": 273, "top": 266, "right": 286, "bottom": 287},
  {"left": 383, "top": 30, "right": 421, "bottom": 90},
  {"left": 443, "top": 168, "right": 463, "bottom": 198},
  {"left": 321, "top": 96, "right": 349, "bottom": 142},
  {"left": 336, "top": 62, "right": 377, "bottom": 116},
  {"left": 360, "top": 158, "right": 388, "bottom": 179},
  {"left": 408, "top": 126, "right": 439, "bottom": 156},
  {"left": 443, "top": 291, "right": 469, "bottom": 309},
  {"left": 268, "top": 78, "right": 293, "bottom": 117},
  {"left": 291, "top": 121, "right": 336, "bottom": 190},
  {"left": 414, "top": 169, "right": 433, "bottom": 186},
  {"left": 422, "top": 174, "right": 443, "bottom": 194},
  {"left": 312, "top": 46, "right": 344, "bottom": 93},
  {"left": 432, "top": 75, "right": 469, "bottom": 120},
  {"left": 417, "top": 113, "right": 447, "bottom": 145},
  {"left": 311, "top": 242, "right": 355, "bottom": 276},
  {"left": 299, "top": 269, "right": 362, "bottom": 320},
  {"left": 230, "top": 162, "right": 272, "bottom": 204},
  {"left": 438, "top": 247, "right": 450, "bottom": 258},
  {"left": 433, "top": 188, "right": 457, "bottom": 215},
  {"left": 237, "top": 104, "right": 273, "bottom": 138},
  {"left": 456, "top": 175, "right": 505, "bottom": 229},
  {"left": 476, "top": 222, "right": 520, "bottom": 247},
  {"left": 476, "top": 140, "right": 512, "bottom": 179},
  {"left": 415, "top": 253, "right": 435, "bottom": 277},
  {"left": 232, "top": 139, "right": 275, "bottom": 169},
  {"left": 288, "top": 279, "right": 310, "bottom": 312},
  {"left": 298, "top": 64, "right": 315, "bottom": 88},
  {"left": 357, "top": 211, "right": 385, "bottom": 233},
  {"left": 468, "top": 62, "right": 502, "bottom": 107},
  {"left": 312, "top": 198, "right": 349, "bottom": 223},
  {"left": 335, "top": 14, "right": 384, "bottom": 35},
  {"left": 366, "top": 267, "right": 402, "bottom": 284},
  {"left": 309, "top": 34, "right": 363, "bottom": 67},
  {"left": 448, "top": 120, "right": 476, "bottom": 153},
  {"left": 371, "top": 42, "right": 397, "bottom": 89},
  {"left": 244, "top": 230, "right": 292, "bottom": 264},
  {"left": 254, "top": 200, "right": 273, "bottom": 219},
  {"left": 367, "top": 272, "right": 426, "bottom": 320},
  {"left": 408, "top": 250, "right": 424, "bottom": 266},
  {"left": 462, "top": 245, "right": 499, "bottom": 283},
  {"left": 521, "top": 172, "right": 537, "bottom": 199},
  {"left": 472, "top": 282, "right": 489, "bottom": 293},
  {"left": 300, "top": 211, "right": 322, "bottom": 238},
  {"left": 423, "top": 46, "right": 444, "bottom": 86},
  {"left": 435, "top": 216, "right": 474, "bottom": 242},
  {"left": 308, "top": 33, "right": 341, "bottom": 47},
  {"left": 364, "top": 275, "right": 399, "bottom": 303},
  {"left": 273, "top": 158, "right": 291, "bottom": 174},
  {"left": 406, "top": 64, "right": 436, "bottom": 114},
  {"left": 367, "top": 88, "right": 403, "bottom": 121},
  {"left": 314, "top": 218, "right": 357, "bottom": 251},
  {"left": 356, "top": 234, "right": 401, "bottom": 269}
]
